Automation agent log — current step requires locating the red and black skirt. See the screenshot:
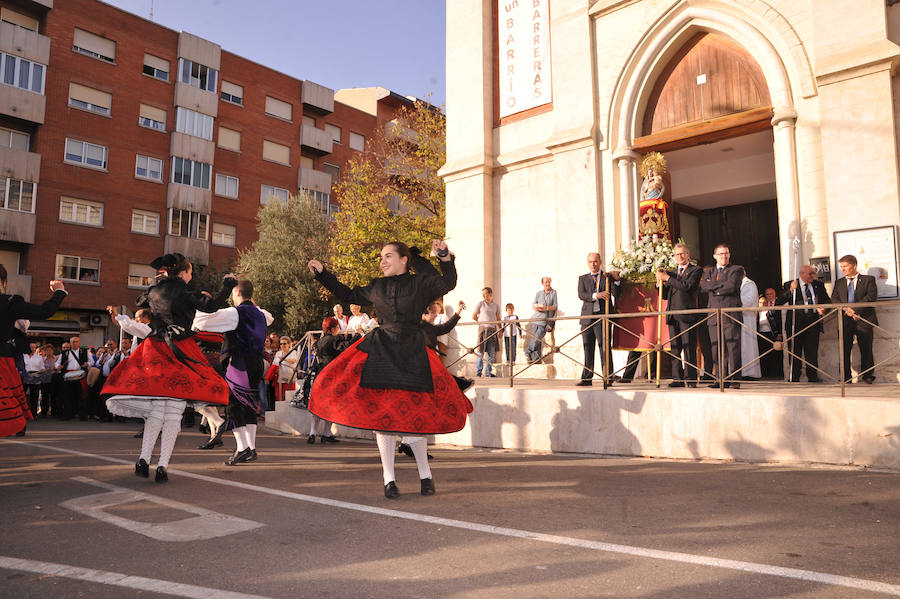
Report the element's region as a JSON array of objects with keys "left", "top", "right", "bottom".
[
  {"left": 309, "top": 339, "right": 473, "bottom": 435},
  {"left": 102, "top": 337, "right": 229, "bottom": 417},
  {"left": 0, "top": 356, "right": 31, "bottom": 437}
]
